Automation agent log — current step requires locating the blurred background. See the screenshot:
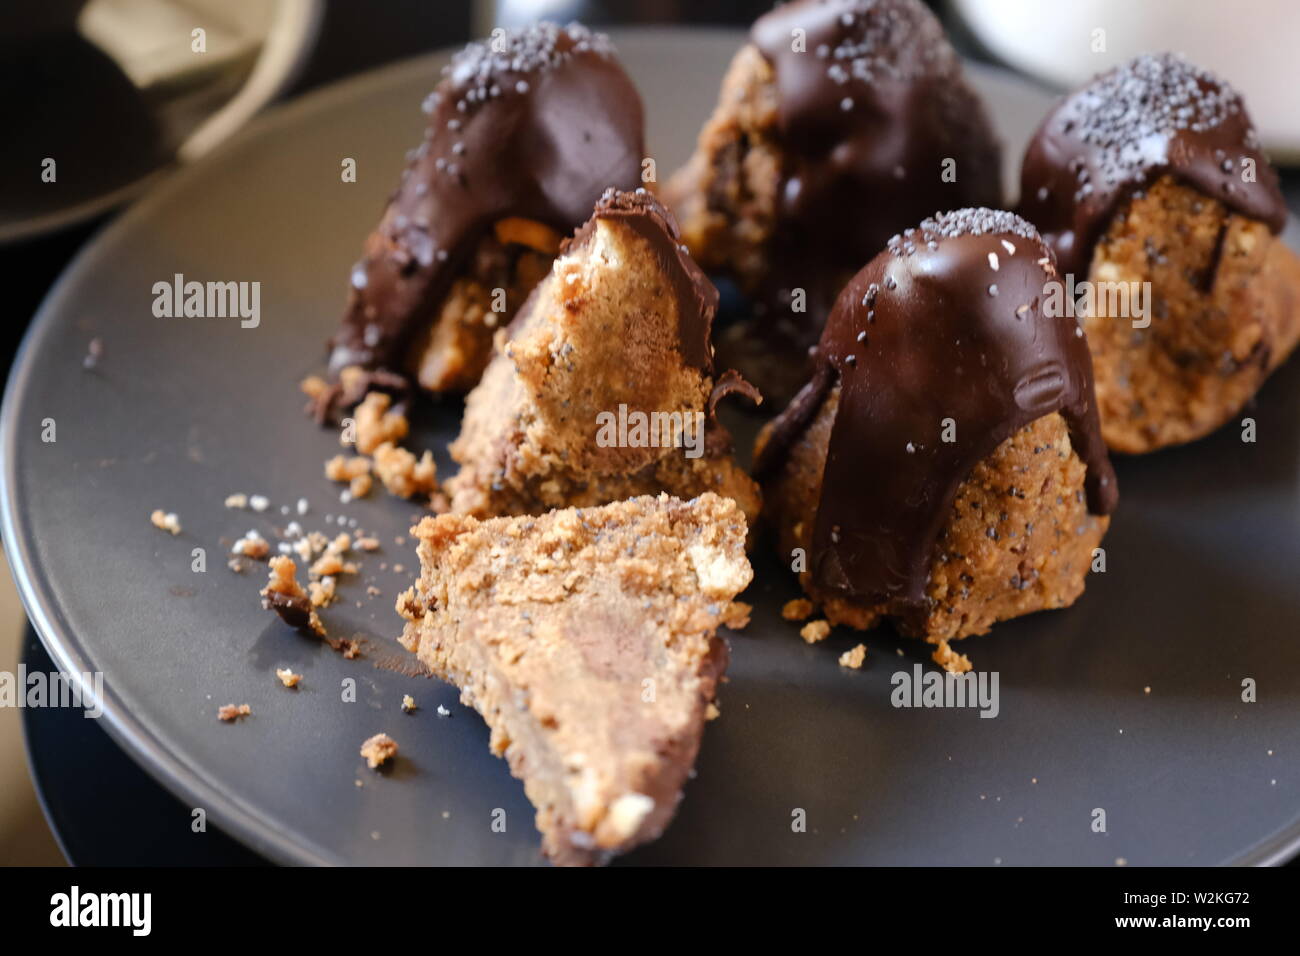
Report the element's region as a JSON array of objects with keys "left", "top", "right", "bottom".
[{"left": 3, "top": 0, "right": 1297, "bottom": 865}]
